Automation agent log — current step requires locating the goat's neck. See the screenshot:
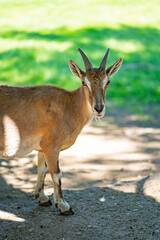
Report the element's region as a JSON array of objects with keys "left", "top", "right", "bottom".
[{"left": 72, "top": 86, "right": 93, "bottom": 124}]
